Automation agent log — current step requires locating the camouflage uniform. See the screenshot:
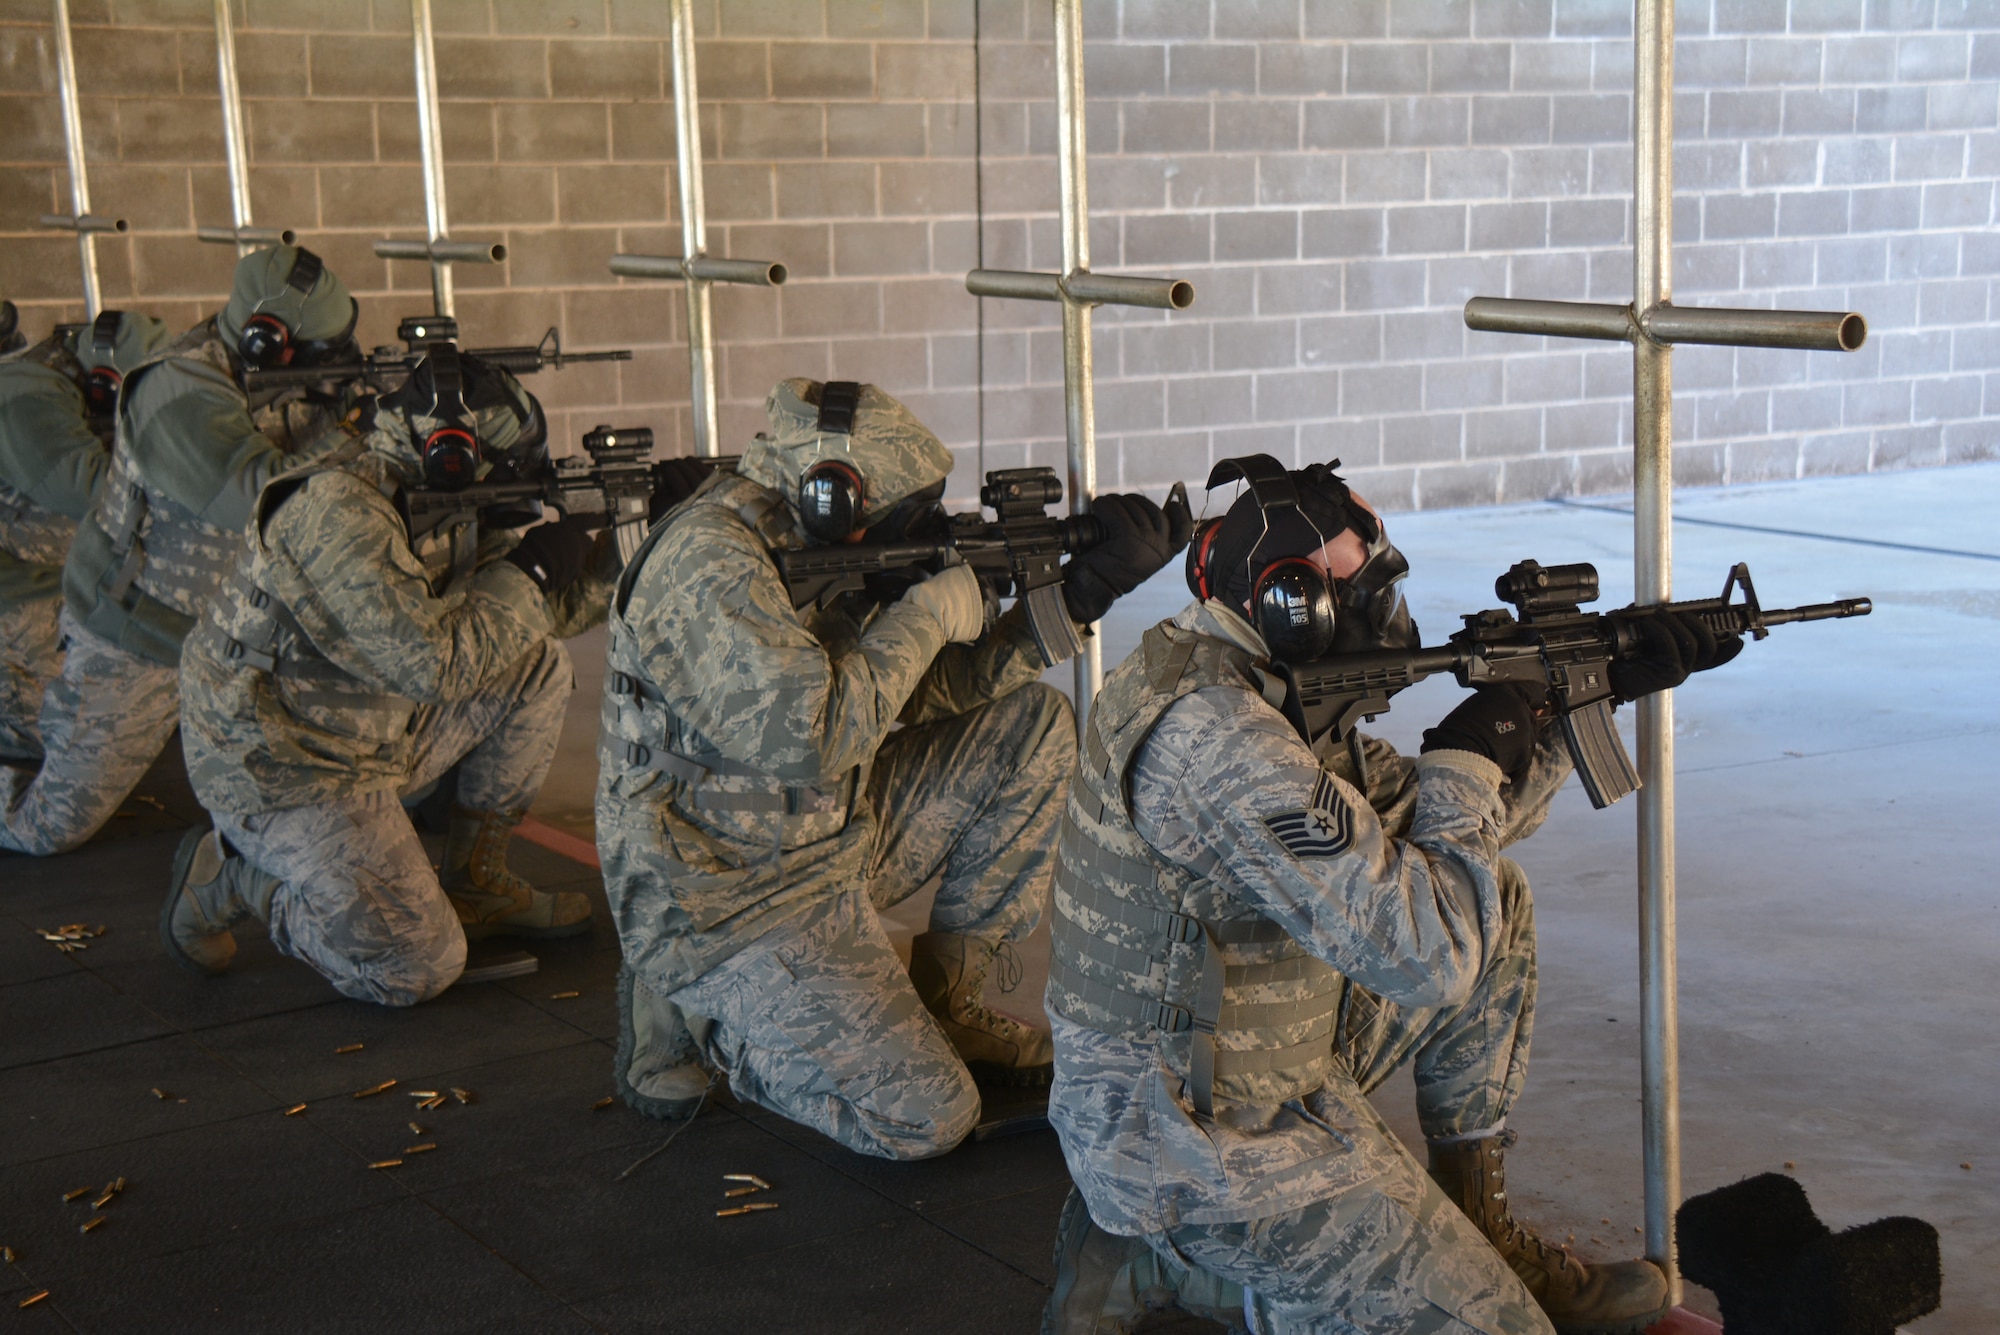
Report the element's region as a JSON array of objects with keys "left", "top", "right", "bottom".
[
  {"left": 0, "top": 337, "right": 108, "bottom": 762},
  {"left": 177, "top": 398, "right": 585, "bottom": 1007},
  {"left": 599, "top": 379, "right": 1076, "bottom": 1160},
  {"left": 0, "top": 319, "right": 346, "bottom": 854},
  {"left": 1047, "top": 599, "right": 1572, "bottom": 1335}
]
